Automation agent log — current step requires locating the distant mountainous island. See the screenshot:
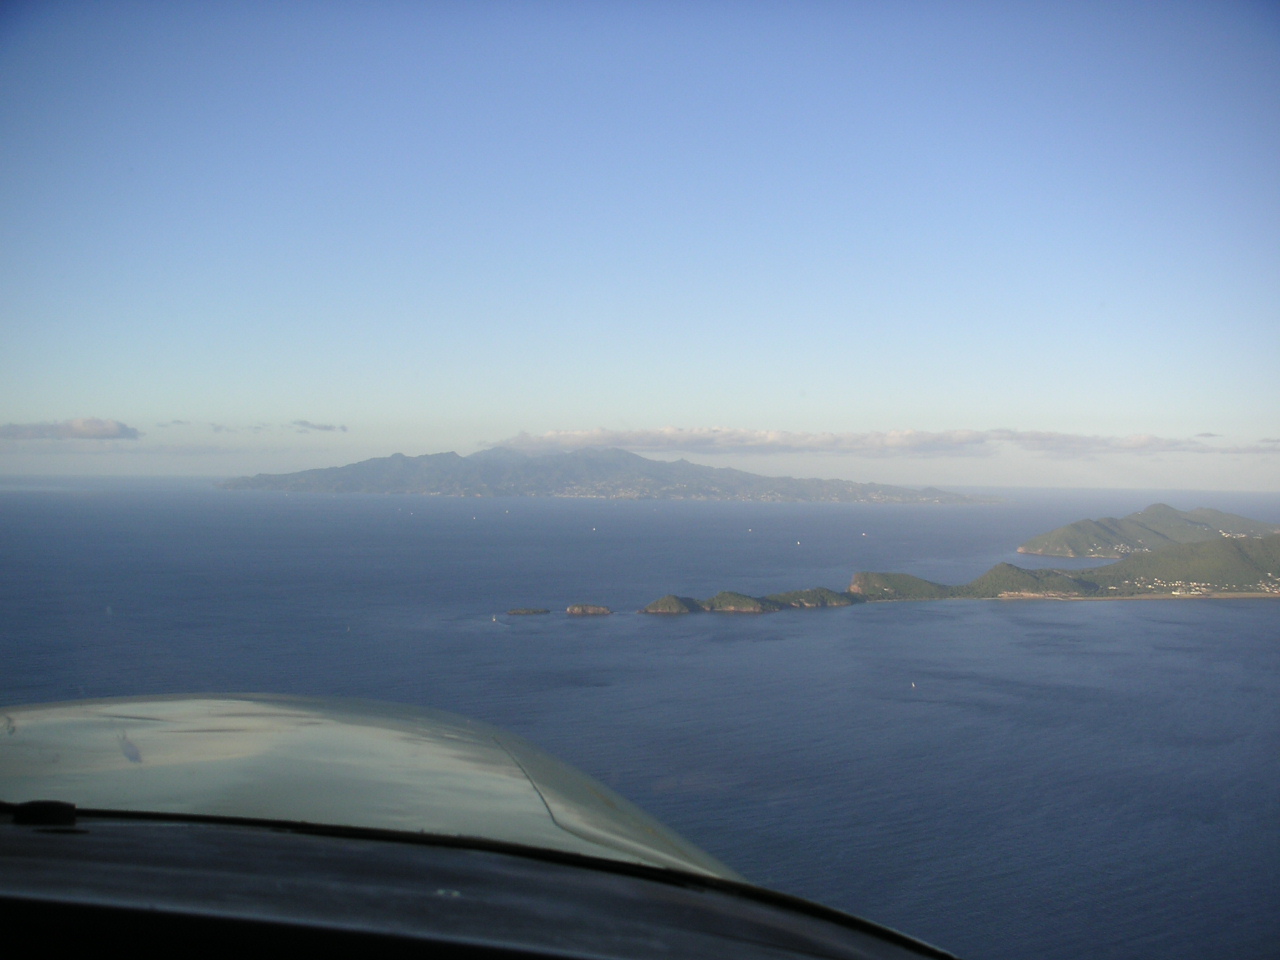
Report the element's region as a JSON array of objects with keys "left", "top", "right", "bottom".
[
  {"left": 221, "top": 447, "right": 982, "bottom": 504},
  {"left": 639, "top": 509, "right": 1280, "bottom": 611},
  {"left": 1017, "top": 503, "right": 1279, "bottom": 558}
]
